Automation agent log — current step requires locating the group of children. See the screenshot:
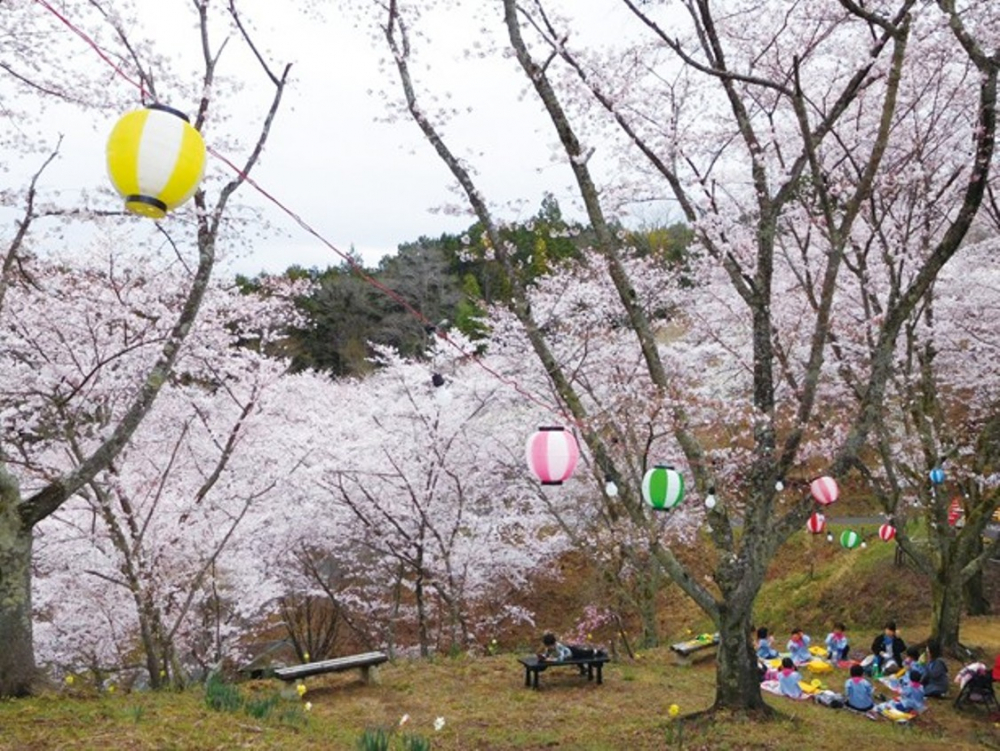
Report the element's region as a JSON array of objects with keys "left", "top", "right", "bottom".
[
  {"left": 755, "top": 620, "right": 950, "bottom": 717},
  {"left": 754, "top": 623, "right": 848, "bottom": 665}
]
